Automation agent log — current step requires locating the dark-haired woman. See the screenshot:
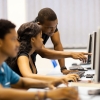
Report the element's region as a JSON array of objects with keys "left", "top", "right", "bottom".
[{"left": 6, "top": 22, "right": 80, "bottom": 82}]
